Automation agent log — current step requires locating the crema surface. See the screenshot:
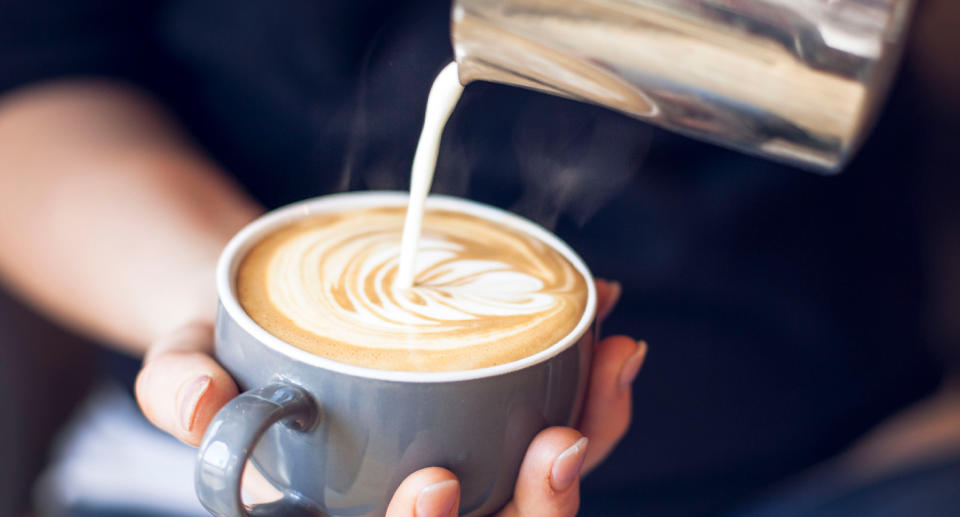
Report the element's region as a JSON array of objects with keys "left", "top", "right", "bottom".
[{"left": 237, "top": 207, "right": 588, "bottom": 371}]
